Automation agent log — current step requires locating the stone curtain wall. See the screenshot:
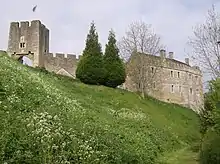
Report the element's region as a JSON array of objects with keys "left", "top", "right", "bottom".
[{"left": 44, "top": 53, "right": 81, "bottom": 78}]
